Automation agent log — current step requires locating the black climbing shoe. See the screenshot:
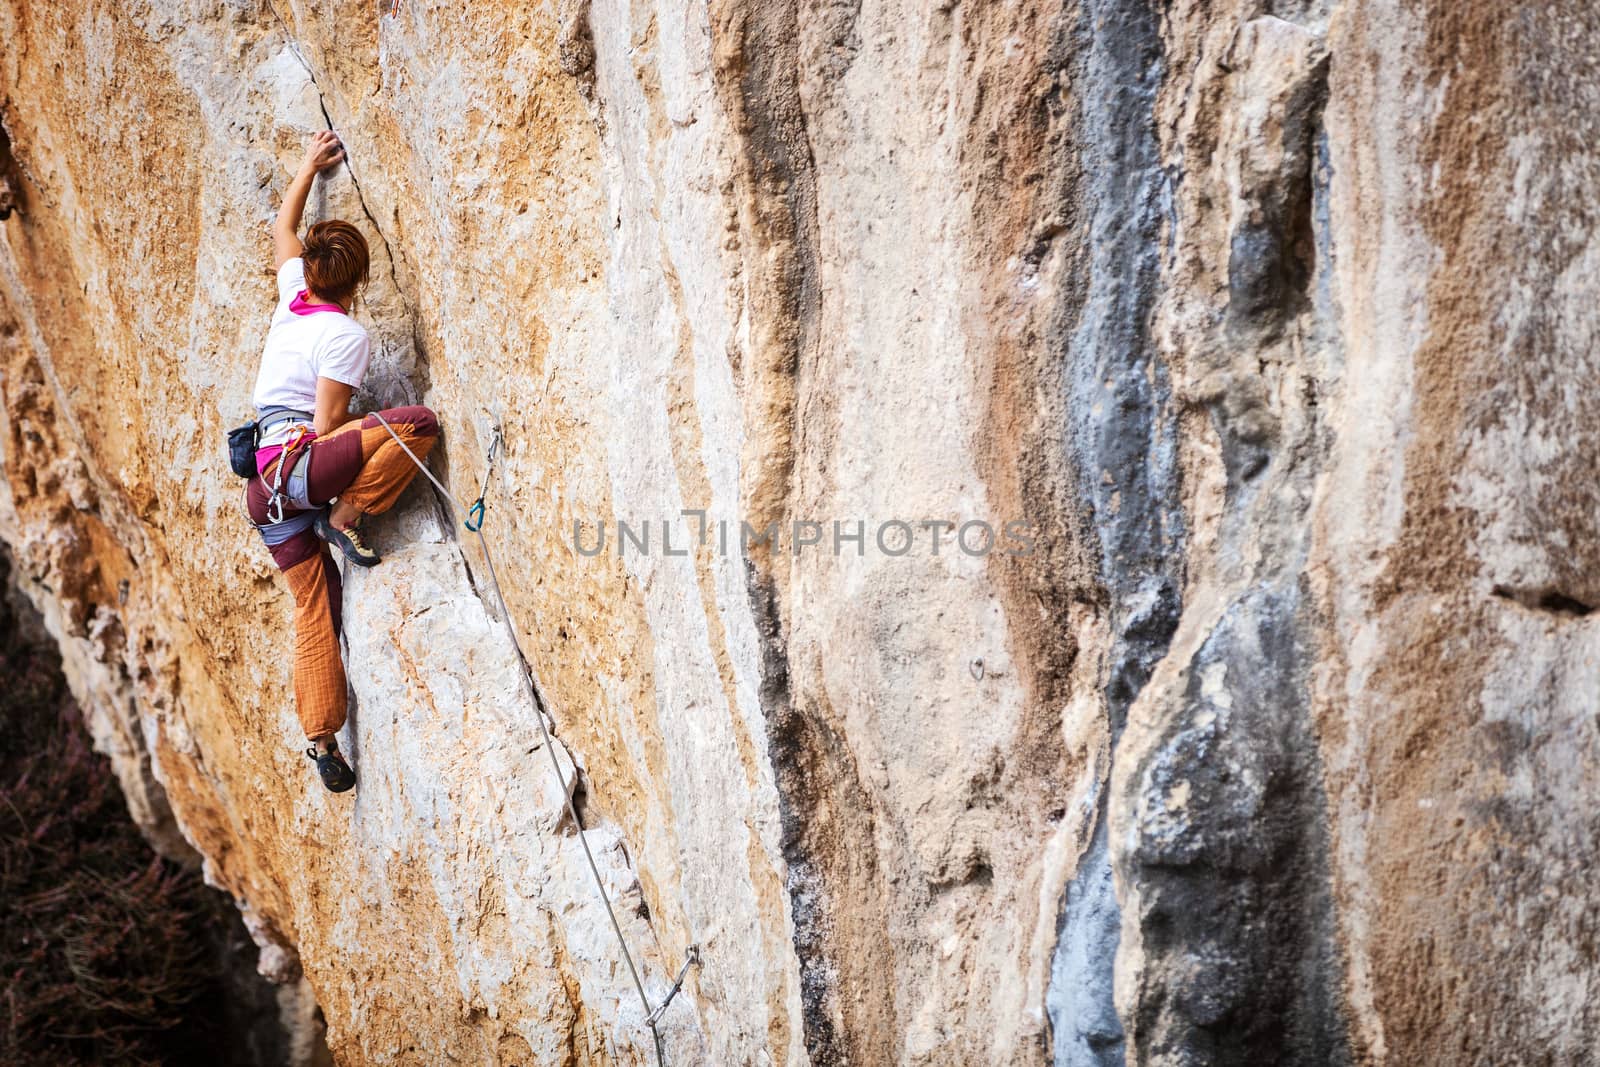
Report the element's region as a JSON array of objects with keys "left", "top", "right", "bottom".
[
  {"left": 307, "top": 742, "right": 357, "bottom": 793},
  {"left": 315, "top": 512, "right": 381, "bottom": 567}
]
